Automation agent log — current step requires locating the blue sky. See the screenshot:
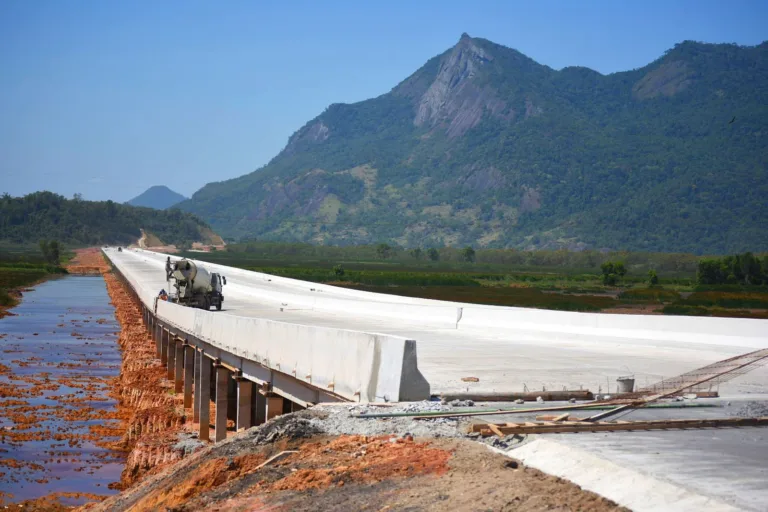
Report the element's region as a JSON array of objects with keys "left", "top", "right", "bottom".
[{"left": 1, "top": 0, "right": 766, "bottom": 202}]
